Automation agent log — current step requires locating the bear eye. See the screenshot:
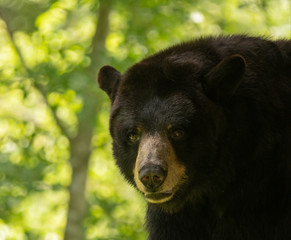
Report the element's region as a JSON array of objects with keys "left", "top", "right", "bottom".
[
  {"left": 127, "top": 129, "right": 141, "bottom": 143},
  {"left": 170, "top": 129, "right": 185, "bottom": 141}
]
